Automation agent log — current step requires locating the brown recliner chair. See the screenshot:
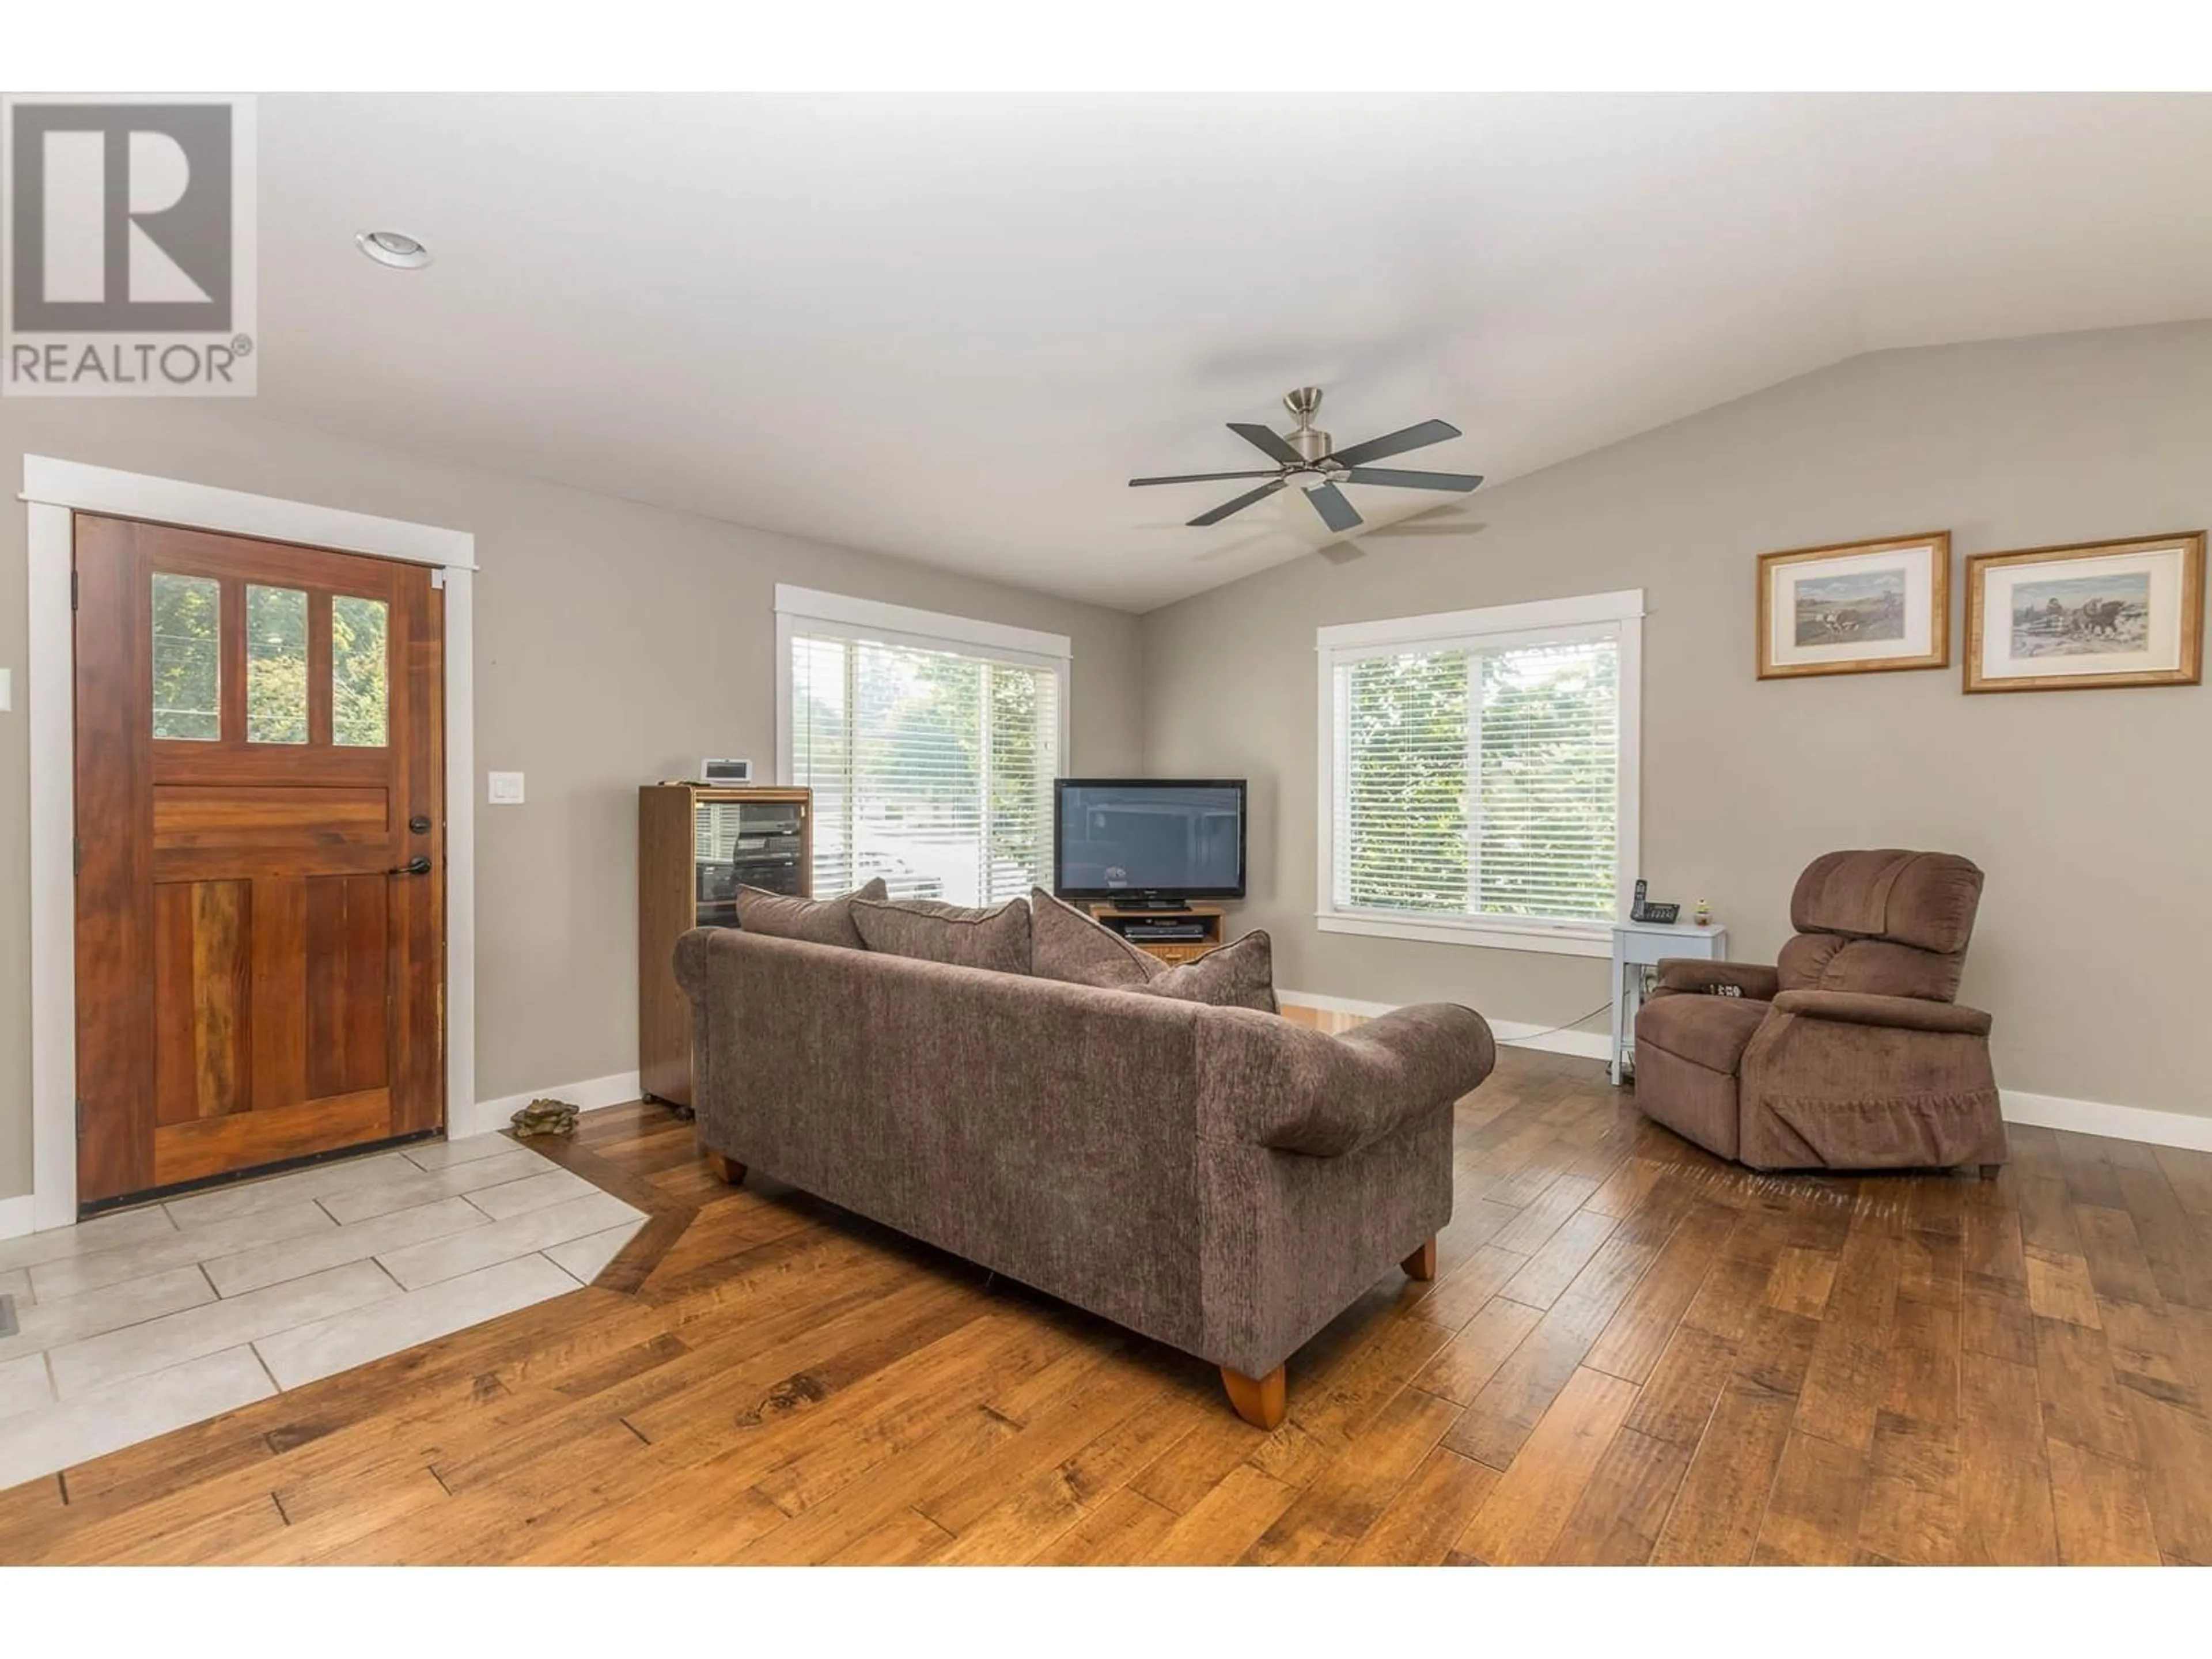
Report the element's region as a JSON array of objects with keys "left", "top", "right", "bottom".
[{"left": 1632, "top": 850, "right": 2006, "bottom": 1174}]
